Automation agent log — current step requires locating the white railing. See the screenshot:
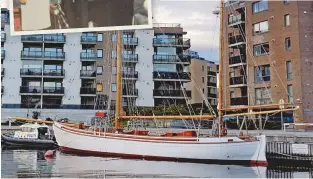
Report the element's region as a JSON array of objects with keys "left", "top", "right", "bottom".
[
  {"left": 283, "top": 123, "right": 313, "bottom": 132},
  {"left": 153, "top": 23, "right": 181, "bottom": 28}
]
